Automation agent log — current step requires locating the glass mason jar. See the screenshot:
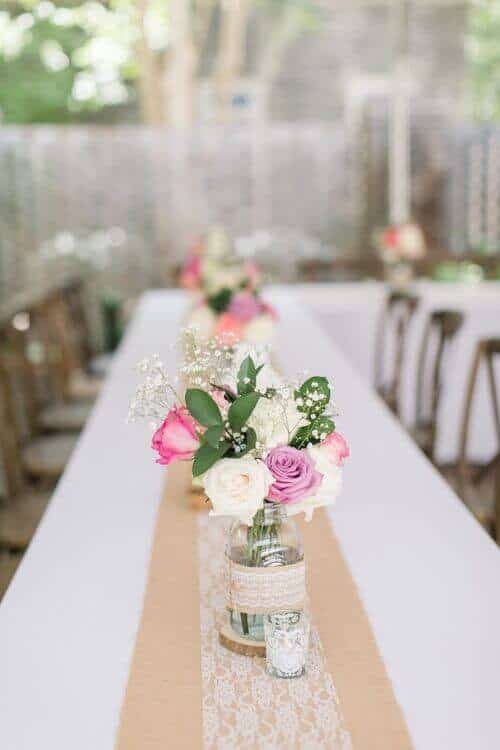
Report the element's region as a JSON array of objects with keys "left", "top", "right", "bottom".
[{"left": 226, "top": 501, "right": 304, "bottom": 642}]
